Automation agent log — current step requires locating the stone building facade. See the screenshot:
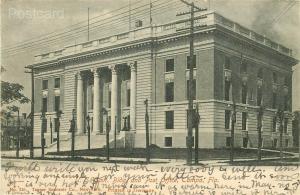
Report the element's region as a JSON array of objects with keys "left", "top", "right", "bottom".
[{"left": 28, "top": 11, "right": 297, "bottom": 150}]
